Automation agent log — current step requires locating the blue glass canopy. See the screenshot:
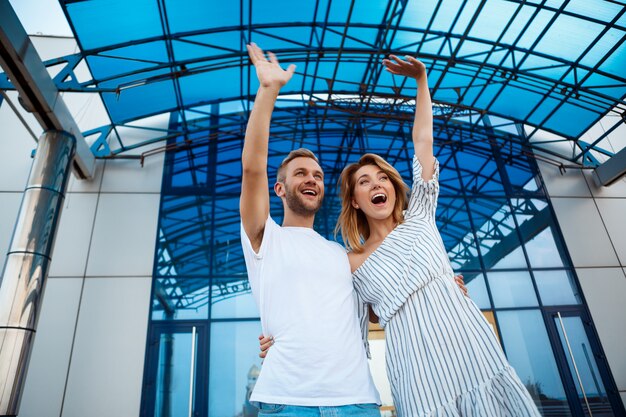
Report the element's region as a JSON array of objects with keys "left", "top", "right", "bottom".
[{"left": 6, "top": 0, "right": 617, "bottom": 165}]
